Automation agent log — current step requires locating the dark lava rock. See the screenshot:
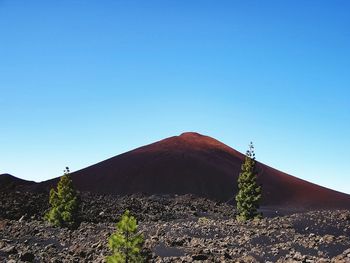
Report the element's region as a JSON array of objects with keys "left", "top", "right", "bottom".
[
  {"left": 20, "top": 251, "right": 35, "bottom": 262},
  {"left": 2, "top": 245, "right": 17, "bottom": 254},
  {"left": 192, "top": 254, "right": 208, "bottom": 260},
  {"left": 1, "top": 191, "right": 350, "bottom": 262}
]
